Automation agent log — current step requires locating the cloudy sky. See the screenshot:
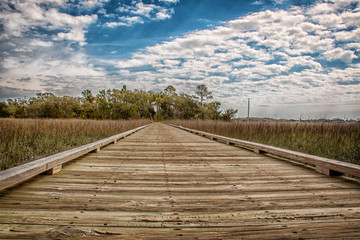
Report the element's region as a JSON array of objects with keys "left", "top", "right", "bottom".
[{"left": 0, "top": 0, "right": 359, "bottom": 119}]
